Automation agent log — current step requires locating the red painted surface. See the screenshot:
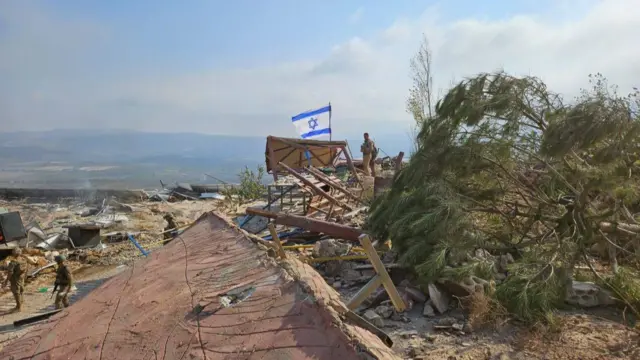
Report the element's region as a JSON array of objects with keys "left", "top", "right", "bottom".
[{"left": 0, "top": 212, "right": 399, "bottom": 359}]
